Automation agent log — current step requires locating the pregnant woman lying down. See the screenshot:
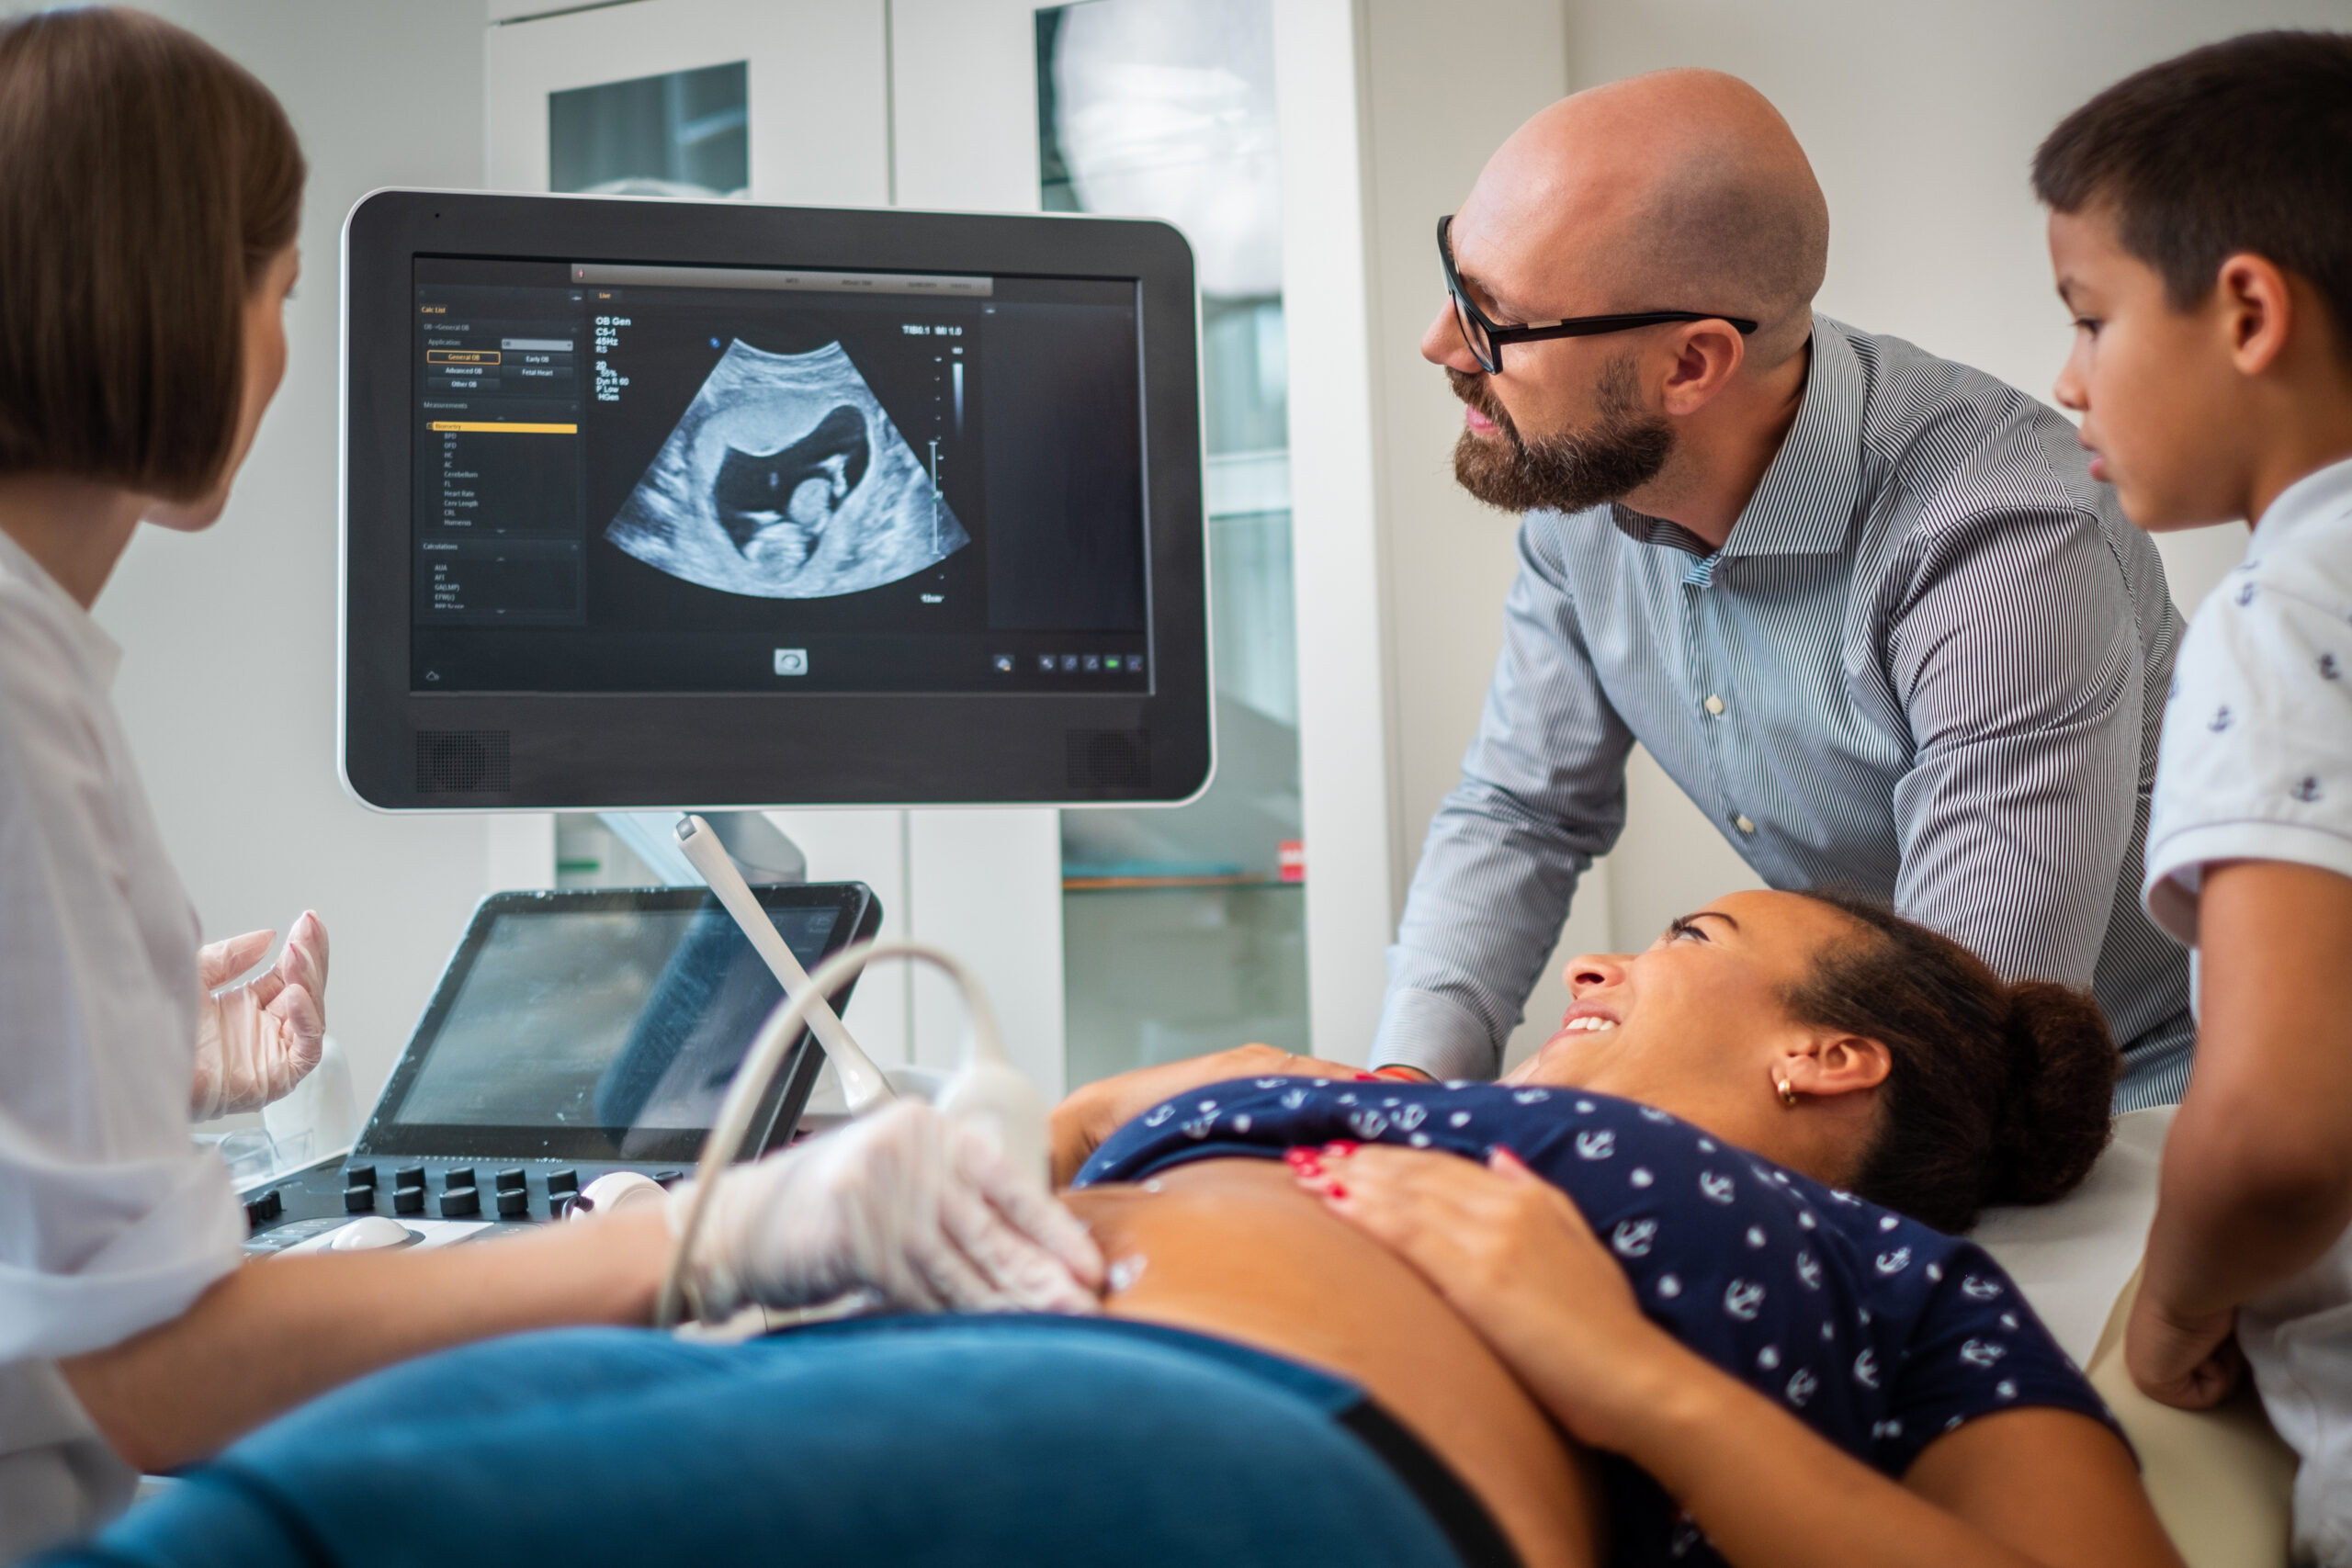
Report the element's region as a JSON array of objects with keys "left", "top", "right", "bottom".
[{"left": 65, "top": 891, "right": 2182, "bottom": 1568}]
